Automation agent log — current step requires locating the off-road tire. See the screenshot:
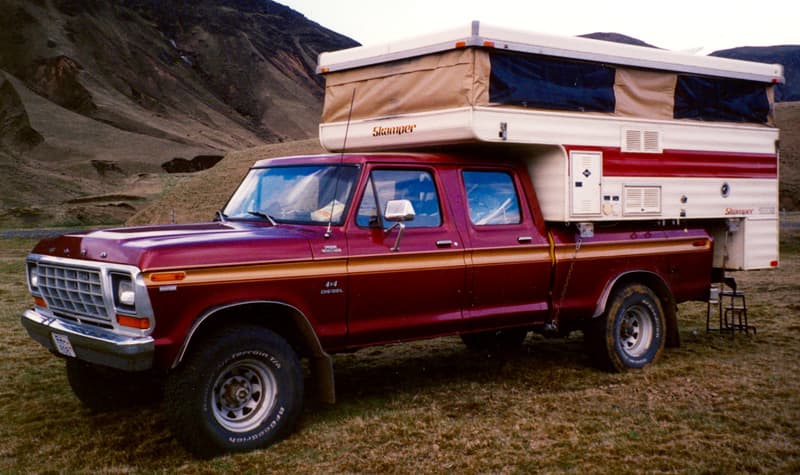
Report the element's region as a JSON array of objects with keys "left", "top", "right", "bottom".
[
  {"left": 165, "top": 326, "right": 304, "bottom": 458},
  {"left": 588, "top": 283, "right": 666, "bottom": 372}
]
